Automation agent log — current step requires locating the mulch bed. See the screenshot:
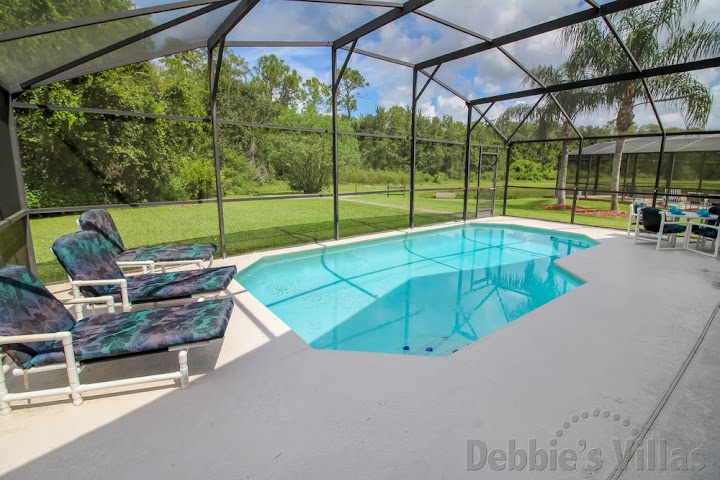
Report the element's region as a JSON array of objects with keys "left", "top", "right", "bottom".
[{"left": 542, "top": 204, "right": 628, "bottom": 219}]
